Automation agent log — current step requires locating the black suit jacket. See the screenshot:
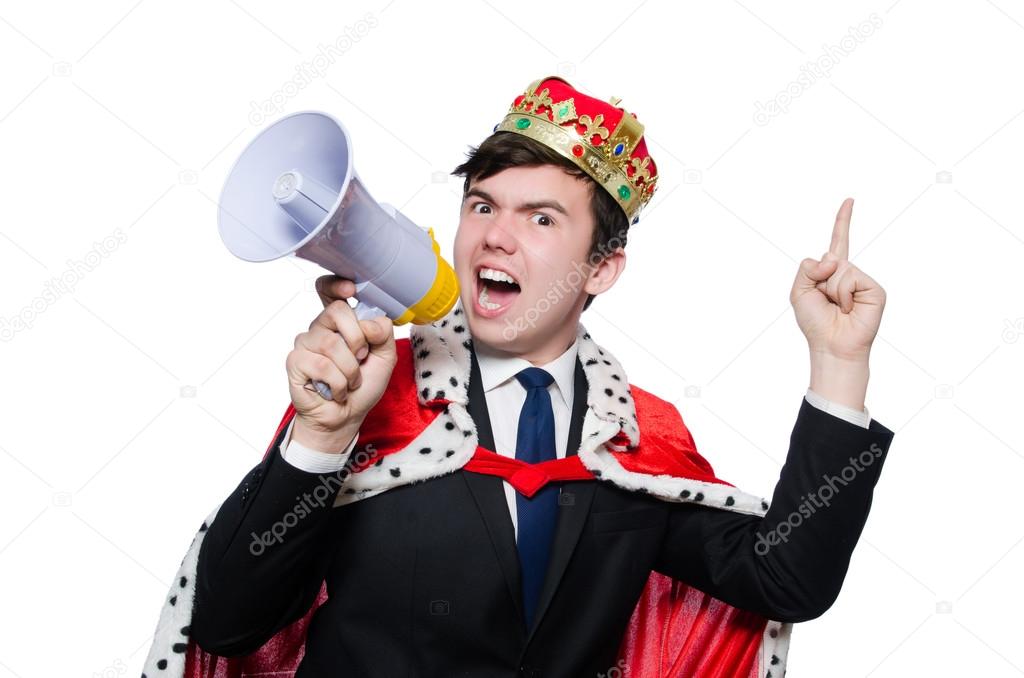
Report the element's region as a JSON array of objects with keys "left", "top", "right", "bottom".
[{"left": 192, "top": 348, "right": 895, "bottom": 677}]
